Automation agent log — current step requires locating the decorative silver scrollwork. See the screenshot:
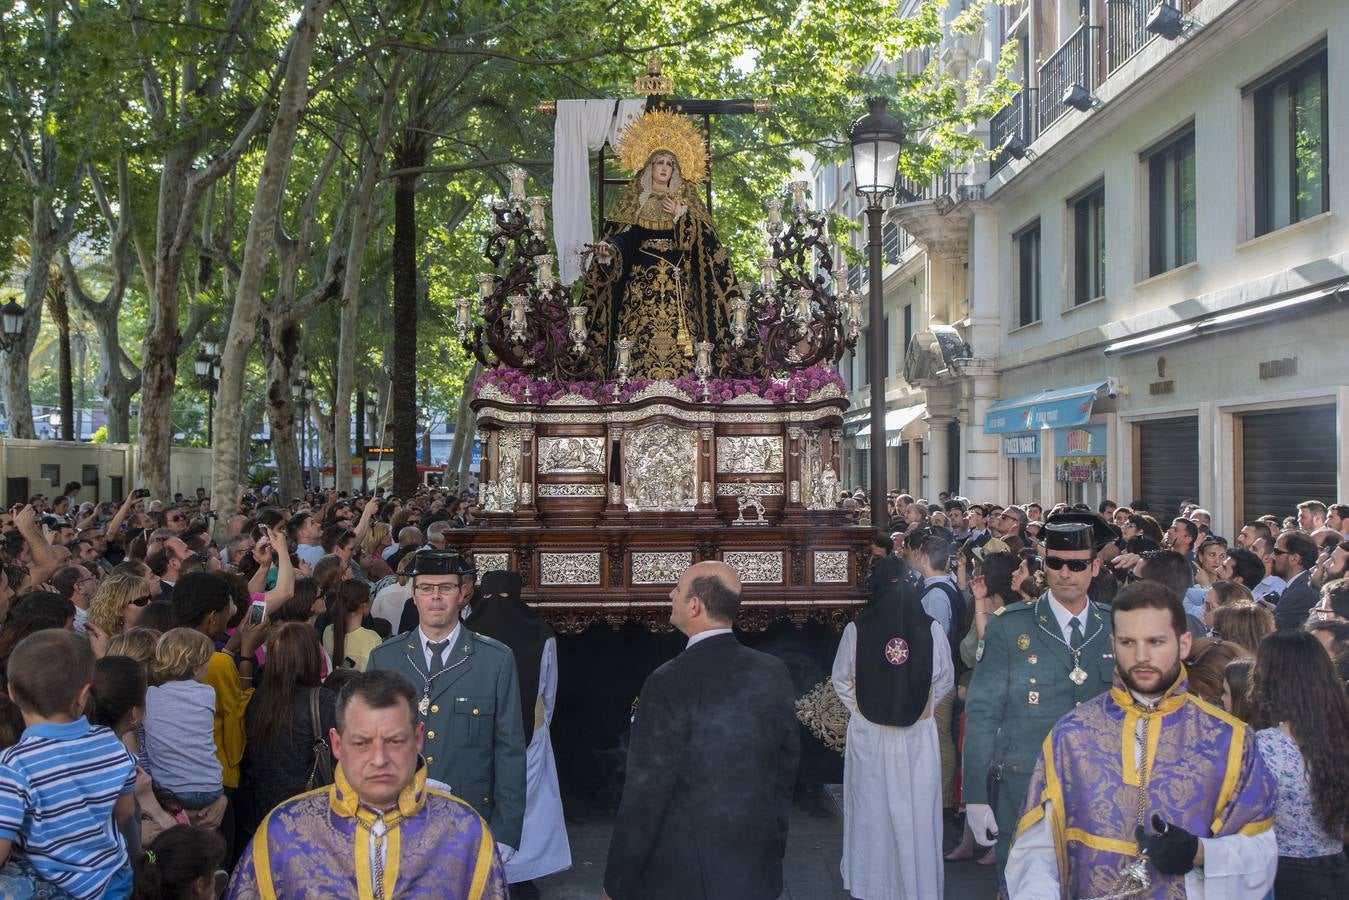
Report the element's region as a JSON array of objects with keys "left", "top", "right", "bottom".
[
  {"left": 536, "top": 483, "right": 606, "bottom": 498},
  {"left": 631, "top": 552, "right": 692, "bottom": 585},
  {"left": 715, "top": 482, "right": 784, "bottom": 497},
  {"left": 723, "top": 551, "right": 784, "bottom": 584},
  {"left": 813, "top": 551, "right": 849, "bottom": 583},
  {"left": 539, "top": 552, "right": 603, "bottom": 586}
]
